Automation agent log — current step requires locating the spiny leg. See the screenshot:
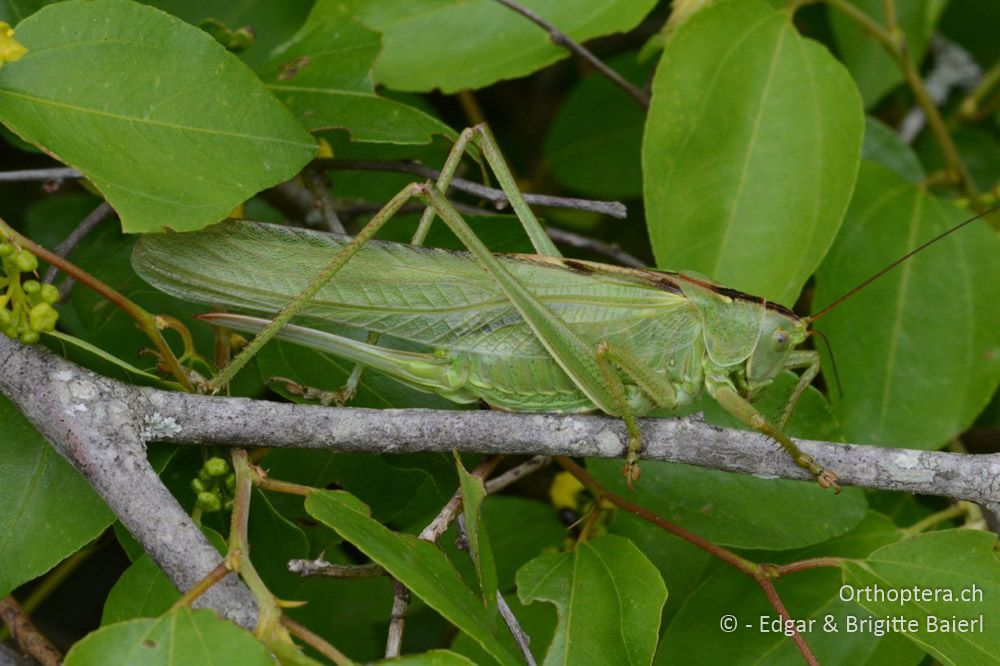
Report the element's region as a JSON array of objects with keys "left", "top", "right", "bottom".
[
  {"left": 594, "top": 342, "right": 680, "bottom": 488},
  {"left": 327, "top": 124, "right": 561, "bottom": 405},
  {"left": 710, "top": 382, "right": 839, "bottom": 492},
  {"left": 777, "top": 350, "right": 821, "bottom": 430}
]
